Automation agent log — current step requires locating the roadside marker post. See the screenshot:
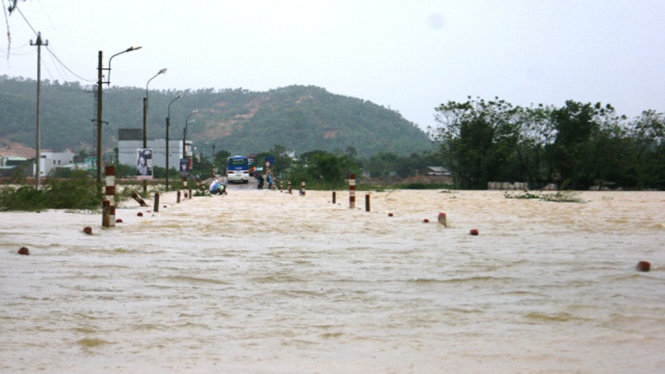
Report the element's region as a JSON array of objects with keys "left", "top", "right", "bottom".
[
  {"left": 103, "top": 166, "right": 116, "bottom": 228},
  {"left": 349, "top": 174, "right": 356, "bottom": 209}
]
